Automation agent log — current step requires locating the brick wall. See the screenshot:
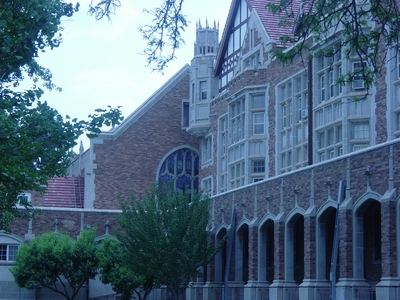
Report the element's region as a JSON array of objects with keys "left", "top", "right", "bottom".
[
  {"left": 208, "top": 142, "right": 399, "bottom": 284},
  {"left": 92, "top": 71, "right": 199, "bottom": 209}
]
